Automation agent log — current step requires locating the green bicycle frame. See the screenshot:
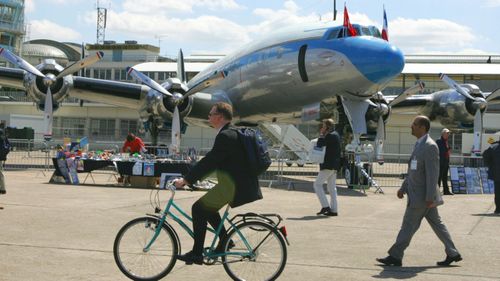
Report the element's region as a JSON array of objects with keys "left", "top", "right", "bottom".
[{"left": 143, "top": 190, "right": 255, "bottom": 260}]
